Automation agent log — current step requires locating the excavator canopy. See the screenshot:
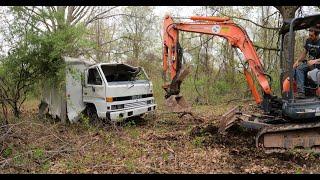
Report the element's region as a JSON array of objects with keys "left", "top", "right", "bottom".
[{"left": 279, "top": 14, "right": 320, "bottom": 34}]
